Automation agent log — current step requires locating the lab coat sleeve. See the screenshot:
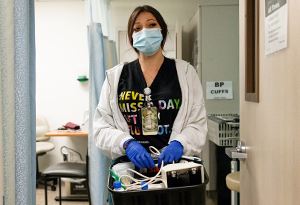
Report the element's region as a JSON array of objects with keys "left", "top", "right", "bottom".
[
  {"left": 93, "top": 77, "right": 133, "bottom": 159},
  {"left": 170, "top": 65, "right": 208, "bottom": 156}
]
